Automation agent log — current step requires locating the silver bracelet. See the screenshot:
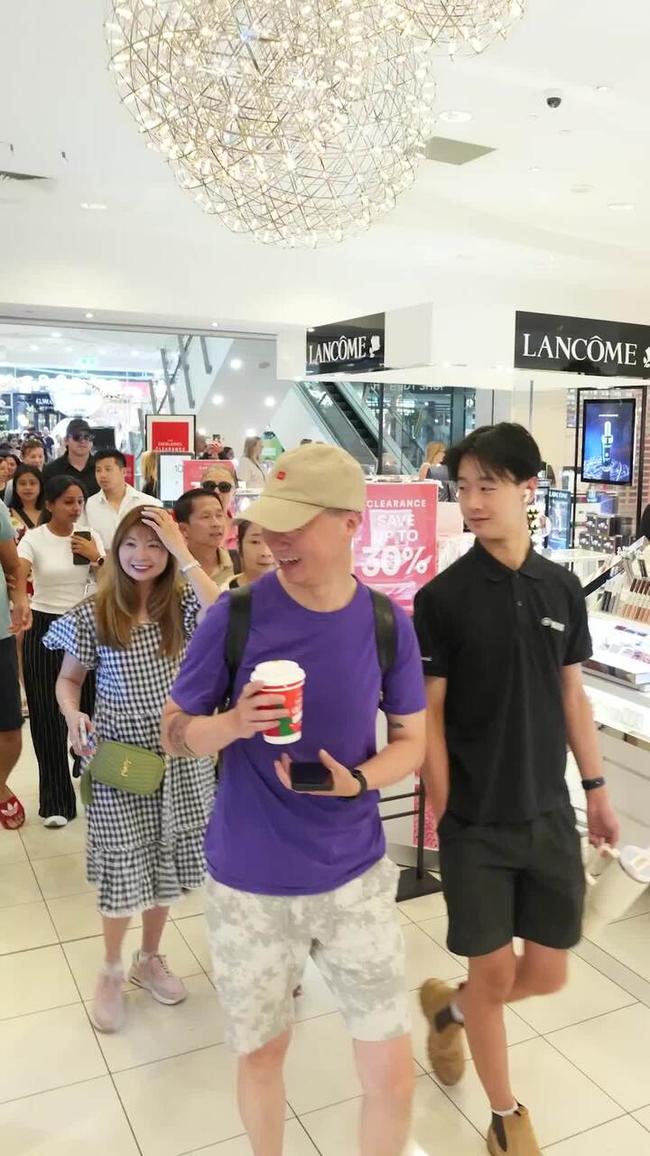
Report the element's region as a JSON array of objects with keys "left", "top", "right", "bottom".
[{"left": 180, "top": 559, "right": 201, "bottom": 576}]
